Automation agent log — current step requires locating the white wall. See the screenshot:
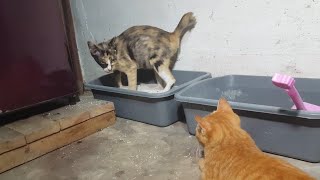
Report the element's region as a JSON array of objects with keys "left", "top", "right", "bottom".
[{"left": 71, "top": 0, "right": 320, "bottom": 82}]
